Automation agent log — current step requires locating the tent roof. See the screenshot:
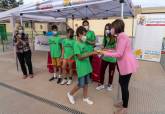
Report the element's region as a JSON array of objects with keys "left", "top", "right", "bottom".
[
  {"left": 21, "top": 0, "right": 134, "bottom": 19},
  {"left": 0, "top": 2, "right": 66, "bottom": 22}
]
